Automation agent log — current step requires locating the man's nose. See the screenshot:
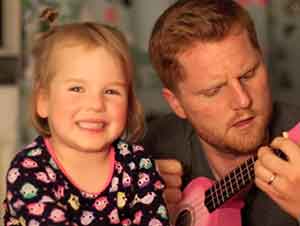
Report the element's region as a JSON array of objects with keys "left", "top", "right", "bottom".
[{"left": 229, "top": 81, "right": 252, "bottom": 110}]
